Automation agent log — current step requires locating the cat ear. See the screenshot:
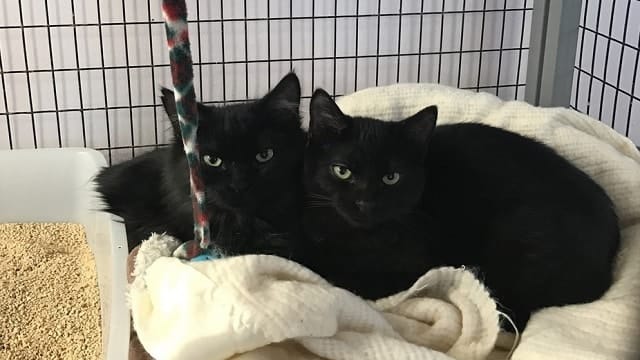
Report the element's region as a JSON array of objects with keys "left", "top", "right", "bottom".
[
  {"left": 260, "top": 72, "right": 301, "bottom": 117},
  {"left": 401, "top": 105, "right": 438, "bottom": 153},
  {"left": 309, "top": 89, "right": 349, "bottom": 144},
  {"left": 160, "top": 87, "right": 182, "bottom": 141},
  {"left": 160, "top": 87, "right": 177, "bottom": 117}
]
